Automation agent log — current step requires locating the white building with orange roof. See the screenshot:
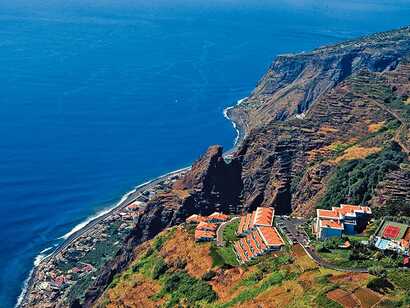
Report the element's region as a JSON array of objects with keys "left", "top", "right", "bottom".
[
  {"left": 207, "top": 212, "right": 229, "bottom": 223},
  {"left": 194, "top": 229, "right": 216, "bottom": 242},
  {"left": 233, "top": 207, "right": 284, "bottom": 263},
  {"left": 233, "top": 226, "right": 284, "bottom": 263},
  {"left": 237, "top": 207, "right": 275, "bottom": 236},
  {"left": 197, "top": 221, "right": 218, "bottom": 232},
  {"left": 256, "top": 226, "right": 285, "bottom": 251},
  {"left": 186, "top": 214, "right": 207, "bottom": 224},
  {"left": 315, "top": 204, "right": 372, "bottom": 240}
]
